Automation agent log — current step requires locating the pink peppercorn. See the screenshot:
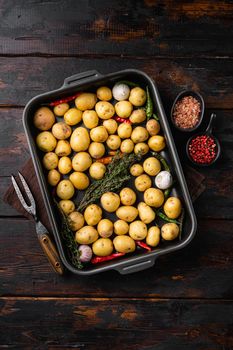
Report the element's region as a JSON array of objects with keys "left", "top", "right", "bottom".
[{"left": 188, "top": 135, "right": 217, "bottom": 164}]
